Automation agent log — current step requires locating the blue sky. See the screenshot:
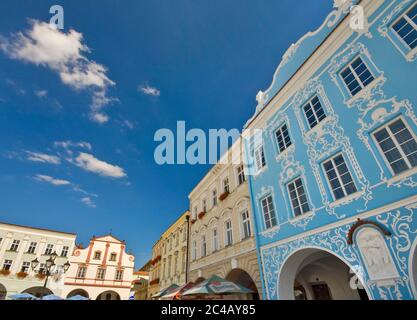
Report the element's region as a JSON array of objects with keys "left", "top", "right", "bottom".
[{"left": 0, "top": 0, "right": 333, "bottom": 267}]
